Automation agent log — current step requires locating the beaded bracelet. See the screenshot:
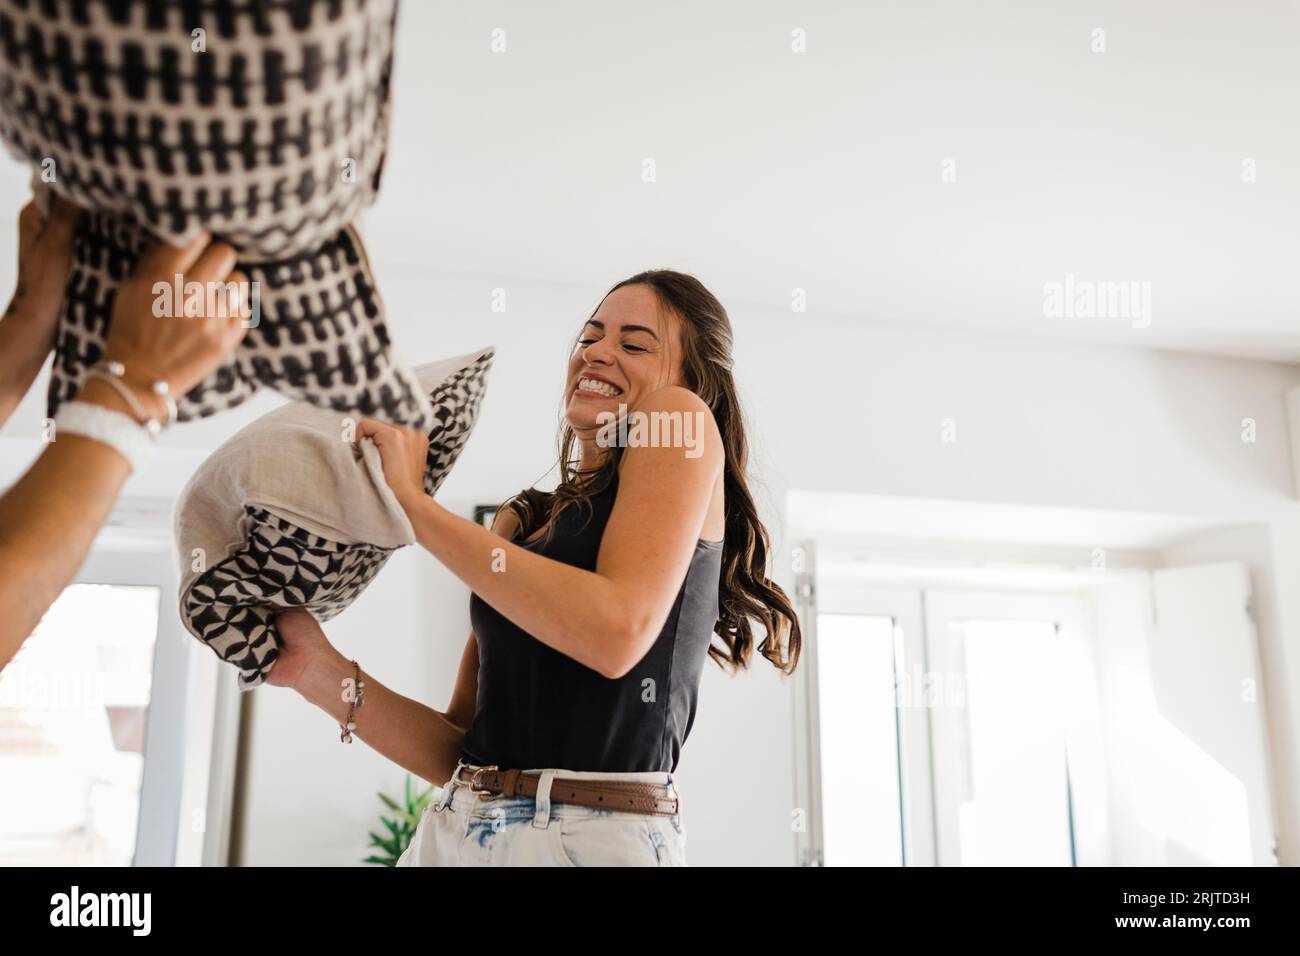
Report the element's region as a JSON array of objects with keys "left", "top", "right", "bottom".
[
  {"left": 340, "top": 660, "right": 366, "bottom": 744},
  {"left": 84, "top": 359, "right": 178, "bottom": 437}
]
